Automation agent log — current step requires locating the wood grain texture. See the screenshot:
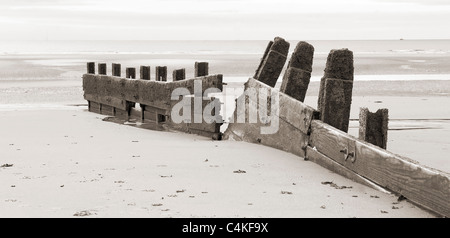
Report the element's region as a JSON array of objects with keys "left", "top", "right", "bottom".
[
  {"left": 100, "top": 104, "right": 114, "bottom": 116},
  {"left": 224, "top": 83, "right": 309, "bottom": 158},
  {"left": 244, "top": 78, "right": 318, "bottom": 135},
  {"left": 306, "top": 146, "right": 389, "bottom": 193},
  {"left": 88, "top": 101, "right": 101, "bottom": 114},
  {"left": 309, "top": 119, "right": 450, "bottom": 217}
]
